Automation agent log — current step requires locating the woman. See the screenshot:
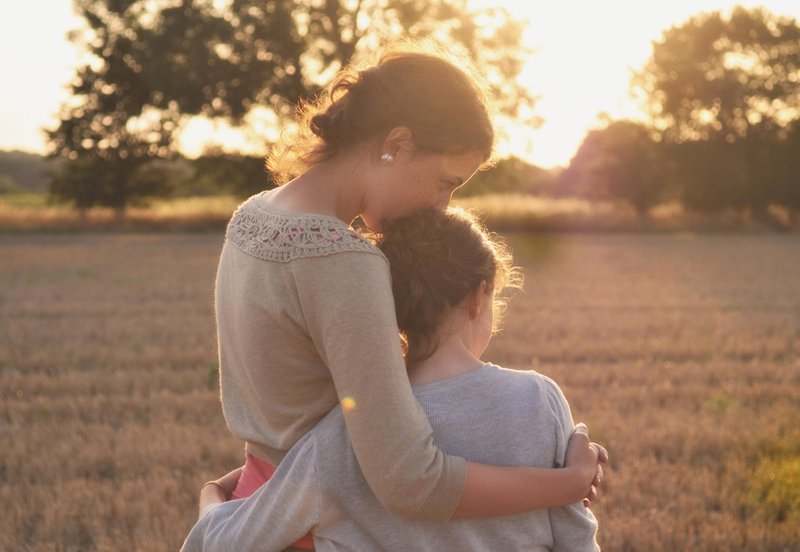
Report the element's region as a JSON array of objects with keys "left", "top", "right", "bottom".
[
  {"left": 202, "top": 40, "right": 606, "bottom": 549},
  {"left": 184, "top": 208, "right": 602, "bottom": 551}
]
